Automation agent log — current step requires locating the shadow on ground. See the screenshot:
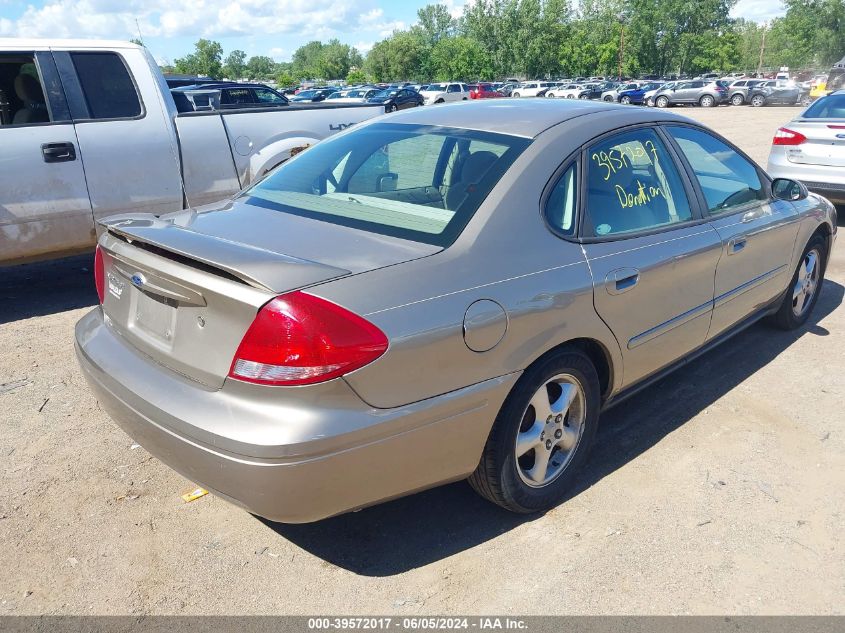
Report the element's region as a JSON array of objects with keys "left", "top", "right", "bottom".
[
  {"left": 265, "top": 280, "right": 844, "bottom": 576},
  {"left": 0, "top": 254, "right": 97, "bottom": 324}
]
